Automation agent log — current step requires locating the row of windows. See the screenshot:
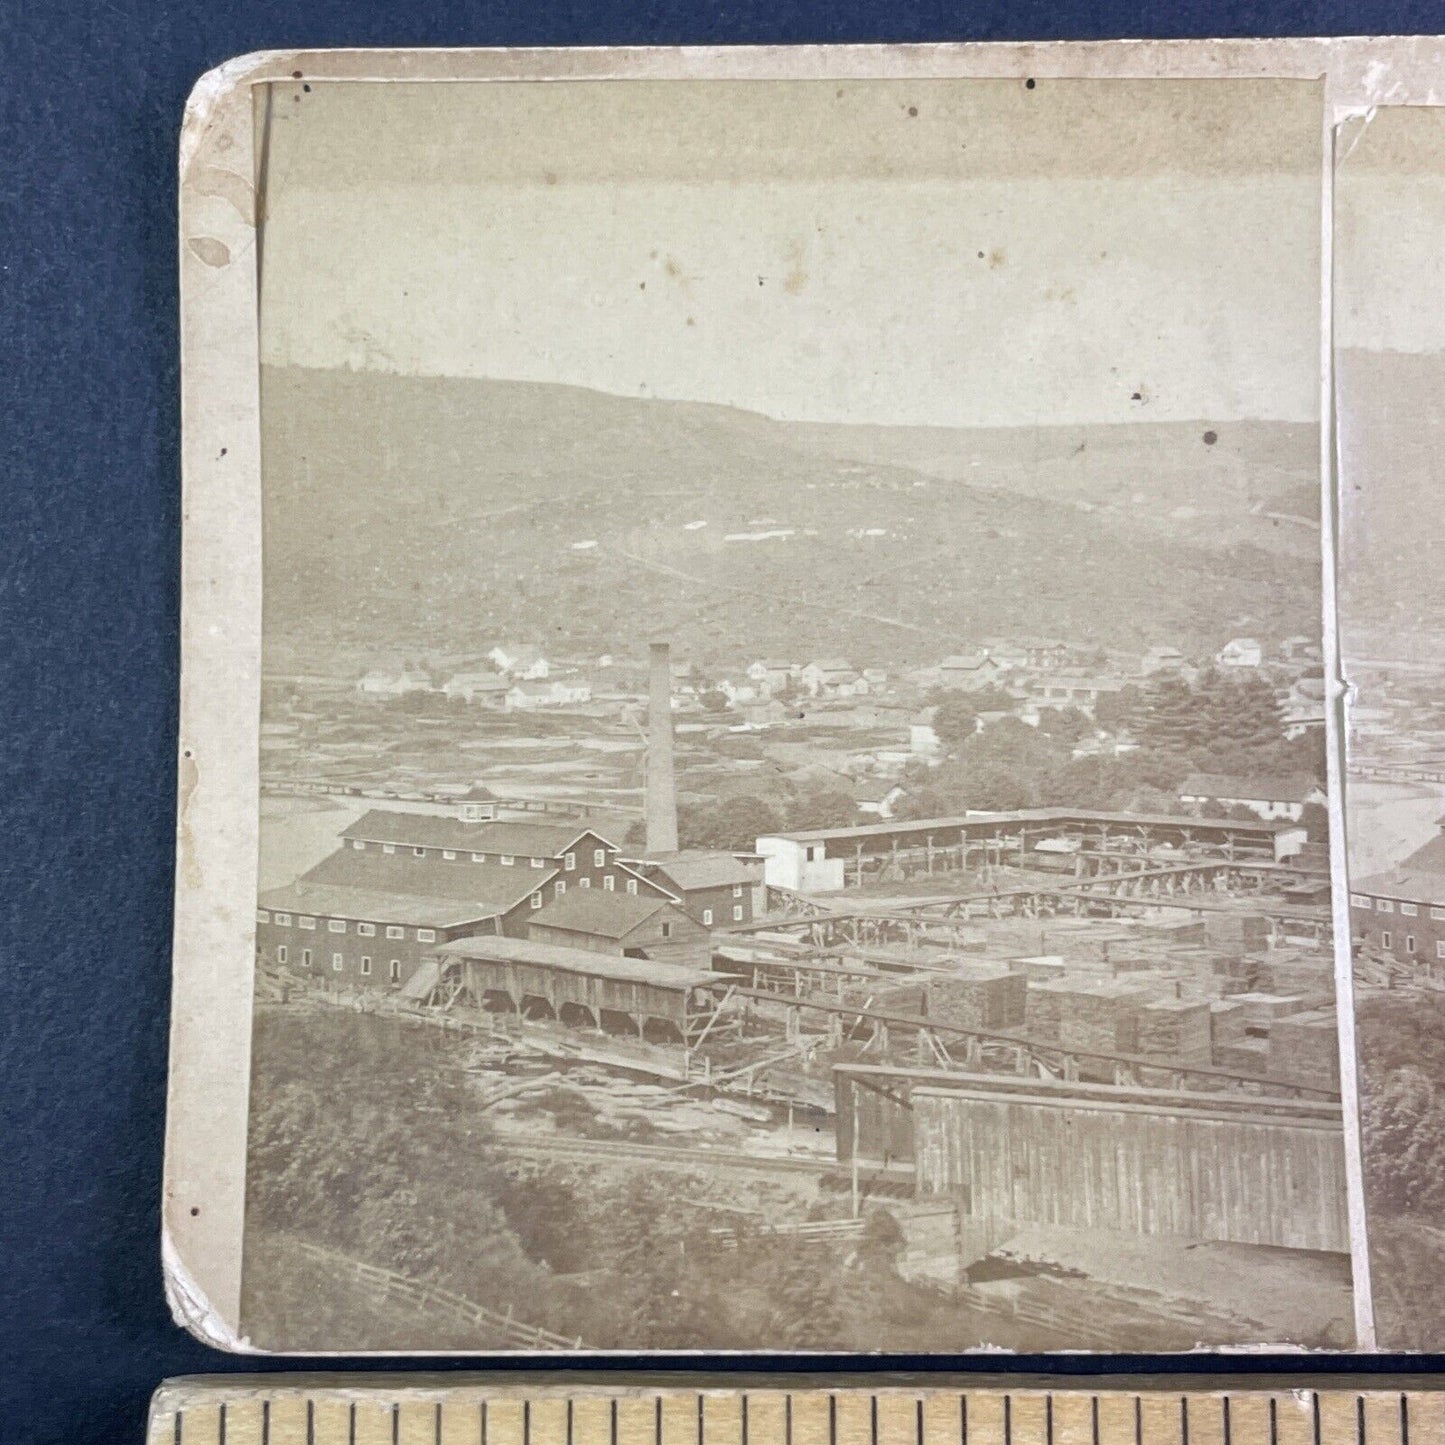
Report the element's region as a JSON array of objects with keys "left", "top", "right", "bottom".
[
  {"left": 1376, "top": 932, "right": 1445, "bottom": 959},
  {"left": 701, "top": 905, "right": 745, "bottom": 926},
  {"left": 1352, "top": 895, "right": 1445, "bottom": 919},
  {"left": 275, "top": 945, "right": 402, "bottom": 981},
  {"left": 350, "top": 840, "right": 610, "bottom": 871},
  {"left": 257, "top": 910, "right": 435, "bottom": 942}
]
